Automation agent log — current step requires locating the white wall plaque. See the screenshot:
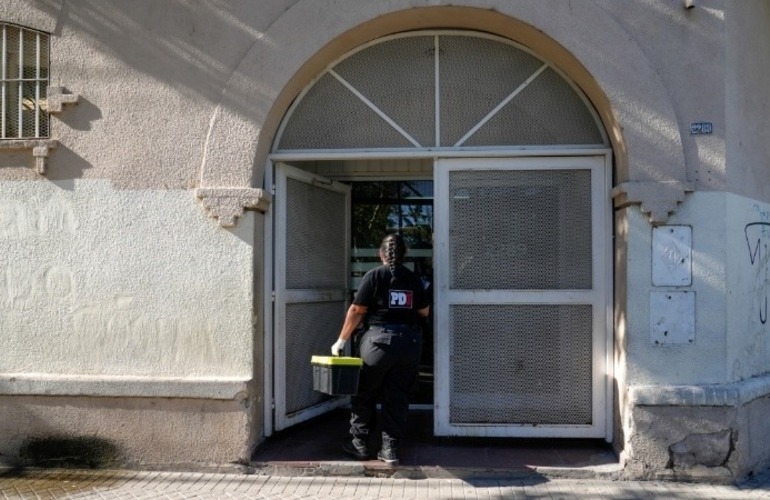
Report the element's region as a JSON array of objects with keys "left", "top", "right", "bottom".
[
  {"left": 650, "top": 291, "right": 695, "bottom": 344},
  {"left": 652, "top": 226, "right": 692, "bottom": 286}
]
